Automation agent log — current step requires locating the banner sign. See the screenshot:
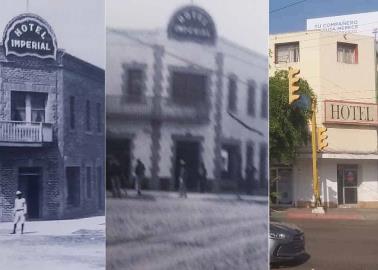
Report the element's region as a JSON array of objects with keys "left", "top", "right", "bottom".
[
  {"left": 168, "top": 5, "right": 217, "bottom": 45},
  {"left": 324, "top": 100, "right": 378, "bottom": 126},
  {"left": 3, "top": 14, "right": 57, "bottom": 60}
]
